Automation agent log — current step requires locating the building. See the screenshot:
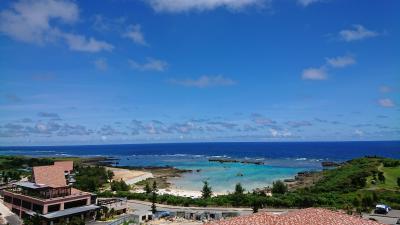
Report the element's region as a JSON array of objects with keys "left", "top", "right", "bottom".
[
  {"left": 206, "top": 208, "right": 383, "bottom": 225},
  {"left": 2, "top": 161, "right": 99, "bottom": 225},
  {"left": 97, "top": 197, "right": 128, "bottom": 217}
]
